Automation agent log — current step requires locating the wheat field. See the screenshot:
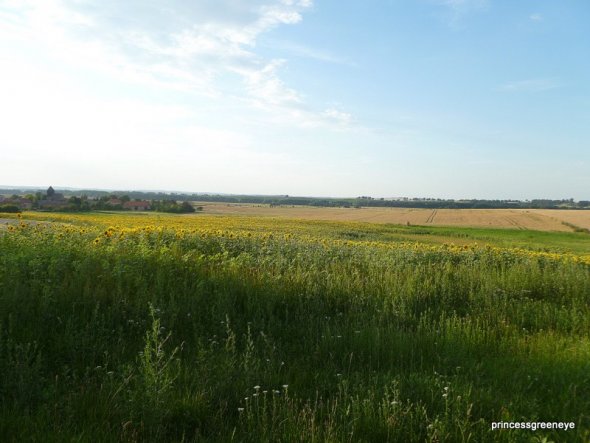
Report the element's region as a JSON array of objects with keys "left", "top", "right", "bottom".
[{"left": 195, "top": 203, "right": 590, "bottom": 232}]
